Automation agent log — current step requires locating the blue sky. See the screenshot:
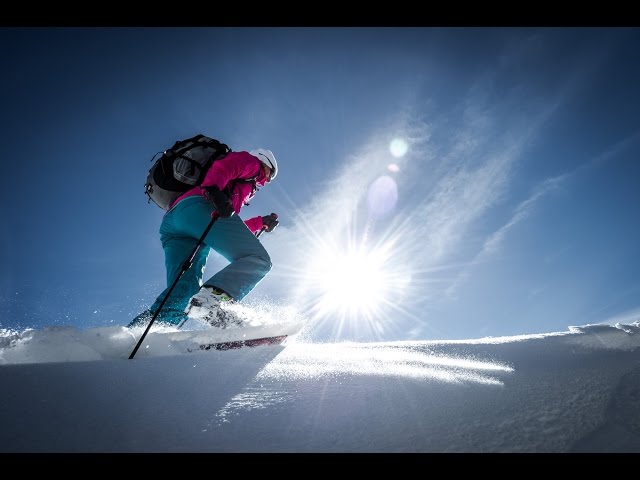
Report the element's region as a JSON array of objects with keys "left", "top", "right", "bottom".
[{"left": 1, "top": 27, "right": 639, "bottom": 342}]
